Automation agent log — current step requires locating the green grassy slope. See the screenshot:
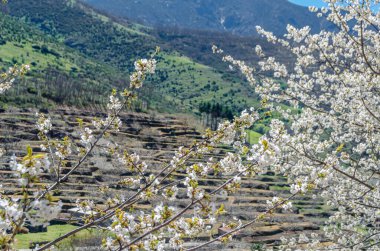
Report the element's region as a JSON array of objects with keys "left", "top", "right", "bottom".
[
  {"left": 2, "top": 0, "right": 261, "bottom": 115},
  {"left": 0, "top": 13, "right": 124, "bottom": 108},
  {"left": 145, "top": 52, "right": 258, "bottom": 114}
]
